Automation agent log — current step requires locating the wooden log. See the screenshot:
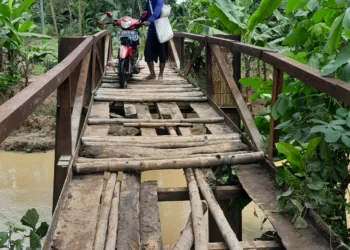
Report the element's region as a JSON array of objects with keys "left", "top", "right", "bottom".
[
  {"left": 184, "top": 168, "right": 207, "bottom": 249},
  {"left": 173, "top": 202, "right": 208, "bottom": 250},
  {"left": 116, "top": 172, "right": 141, "bottom": 250},
  {"left": 123, "top": 122, "right": 193, "bottom": 128},
  {"left": 93, "top": 173, "right": 117, "bottom": 250},
  {"left": 140, "top": 181, "right": 163, "bottom": 250},
  {"left": 105, "top": 180, "right": 121, "bottom": 250},
  {"left": 94, "top": 95, "right": 208, "bottom": 102},
  {"left": 82, "top": 140, "right": 239, "bottom": 149},
  {"left": 97, "top": 87, "right": 201, "bottom": 92},
  {"left": 88, "top": 117, "right": 225, "bottom": 125},
  {"left": 194, "top": 169, "right": 243, "bottom": 250},
  {"left": 101, "top": 83, "right": 192, "bottom": 88},
  {"left": 95, "top": 91, "right": 205, "bottom": 97},
  {"left": 135, "top": 103, "right": 157, "bottom": 136},
  {"left": 79, "top": 142, "right": 249, "bottom": 159},
  {"left": 109, "top": 113, "right": 124, "bottom": 118},
  {"left": 82, "top": 134, "right": 239, "bottom": 143},
  {"left": 165, "top": 241, "right": 282, "bottom": 250}
]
